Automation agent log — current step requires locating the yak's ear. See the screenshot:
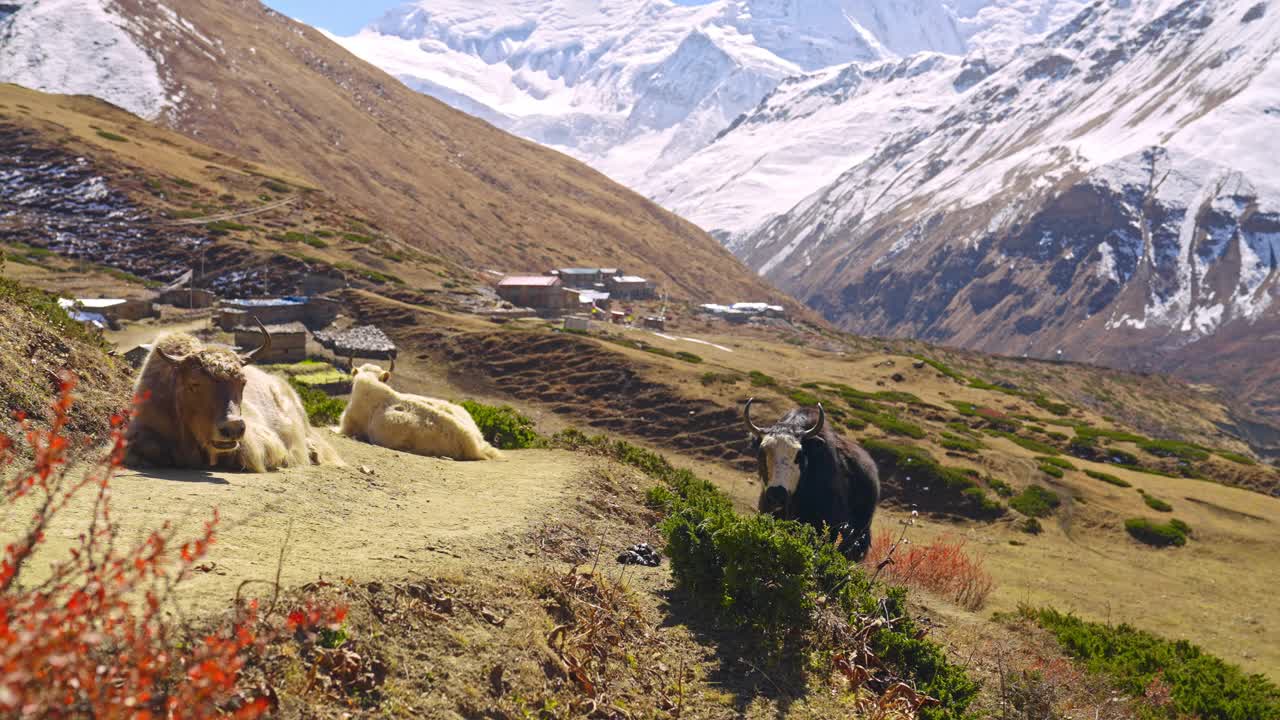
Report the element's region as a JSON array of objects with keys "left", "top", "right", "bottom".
[{"left": 380, "top": 371, "right": 390, "bottom": 382}]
